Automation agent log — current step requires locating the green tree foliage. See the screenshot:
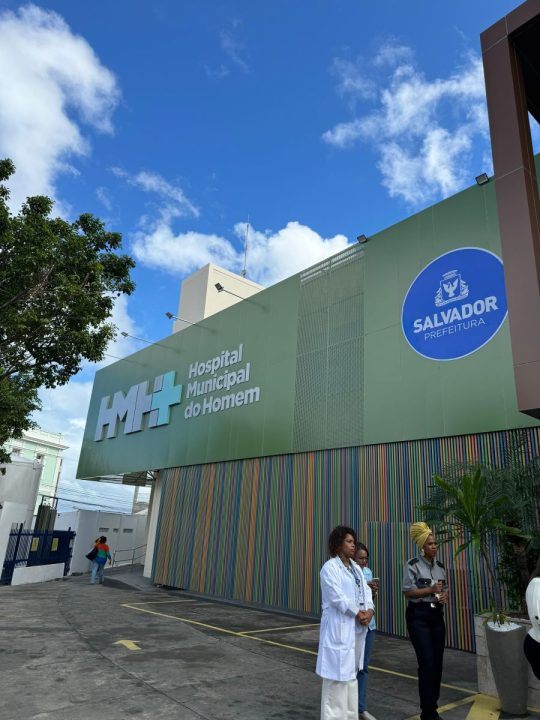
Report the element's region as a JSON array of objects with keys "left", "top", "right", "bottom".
[
  {"left": 0, "top": 158, "right": 135, "bottom": 466},
  {"left": 420, "top": 431, "right": 540, "bottom": 615}
]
